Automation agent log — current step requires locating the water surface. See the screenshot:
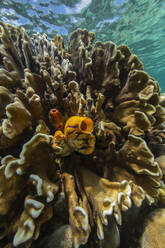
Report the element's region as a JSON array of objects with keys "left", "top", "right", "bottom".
[{"left": 0, "top": 0, "right": 164, "bottom": 91}]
